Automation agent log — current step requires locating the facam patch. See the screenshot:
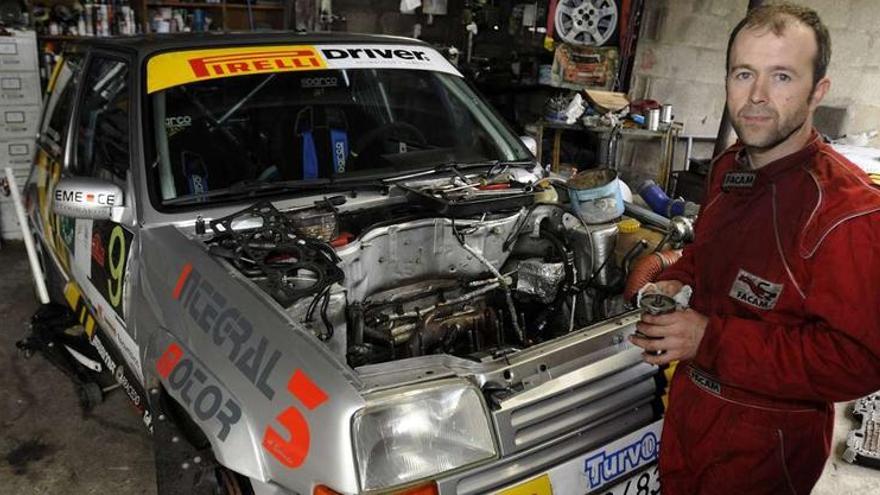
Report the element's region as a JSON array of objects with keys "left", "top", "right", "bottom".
[
  {"left": 147, "top": 44, "right": 461, "bottom": 94},
  {"left": 721, "top": 171, "right": 757, "bottom": 191}
]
